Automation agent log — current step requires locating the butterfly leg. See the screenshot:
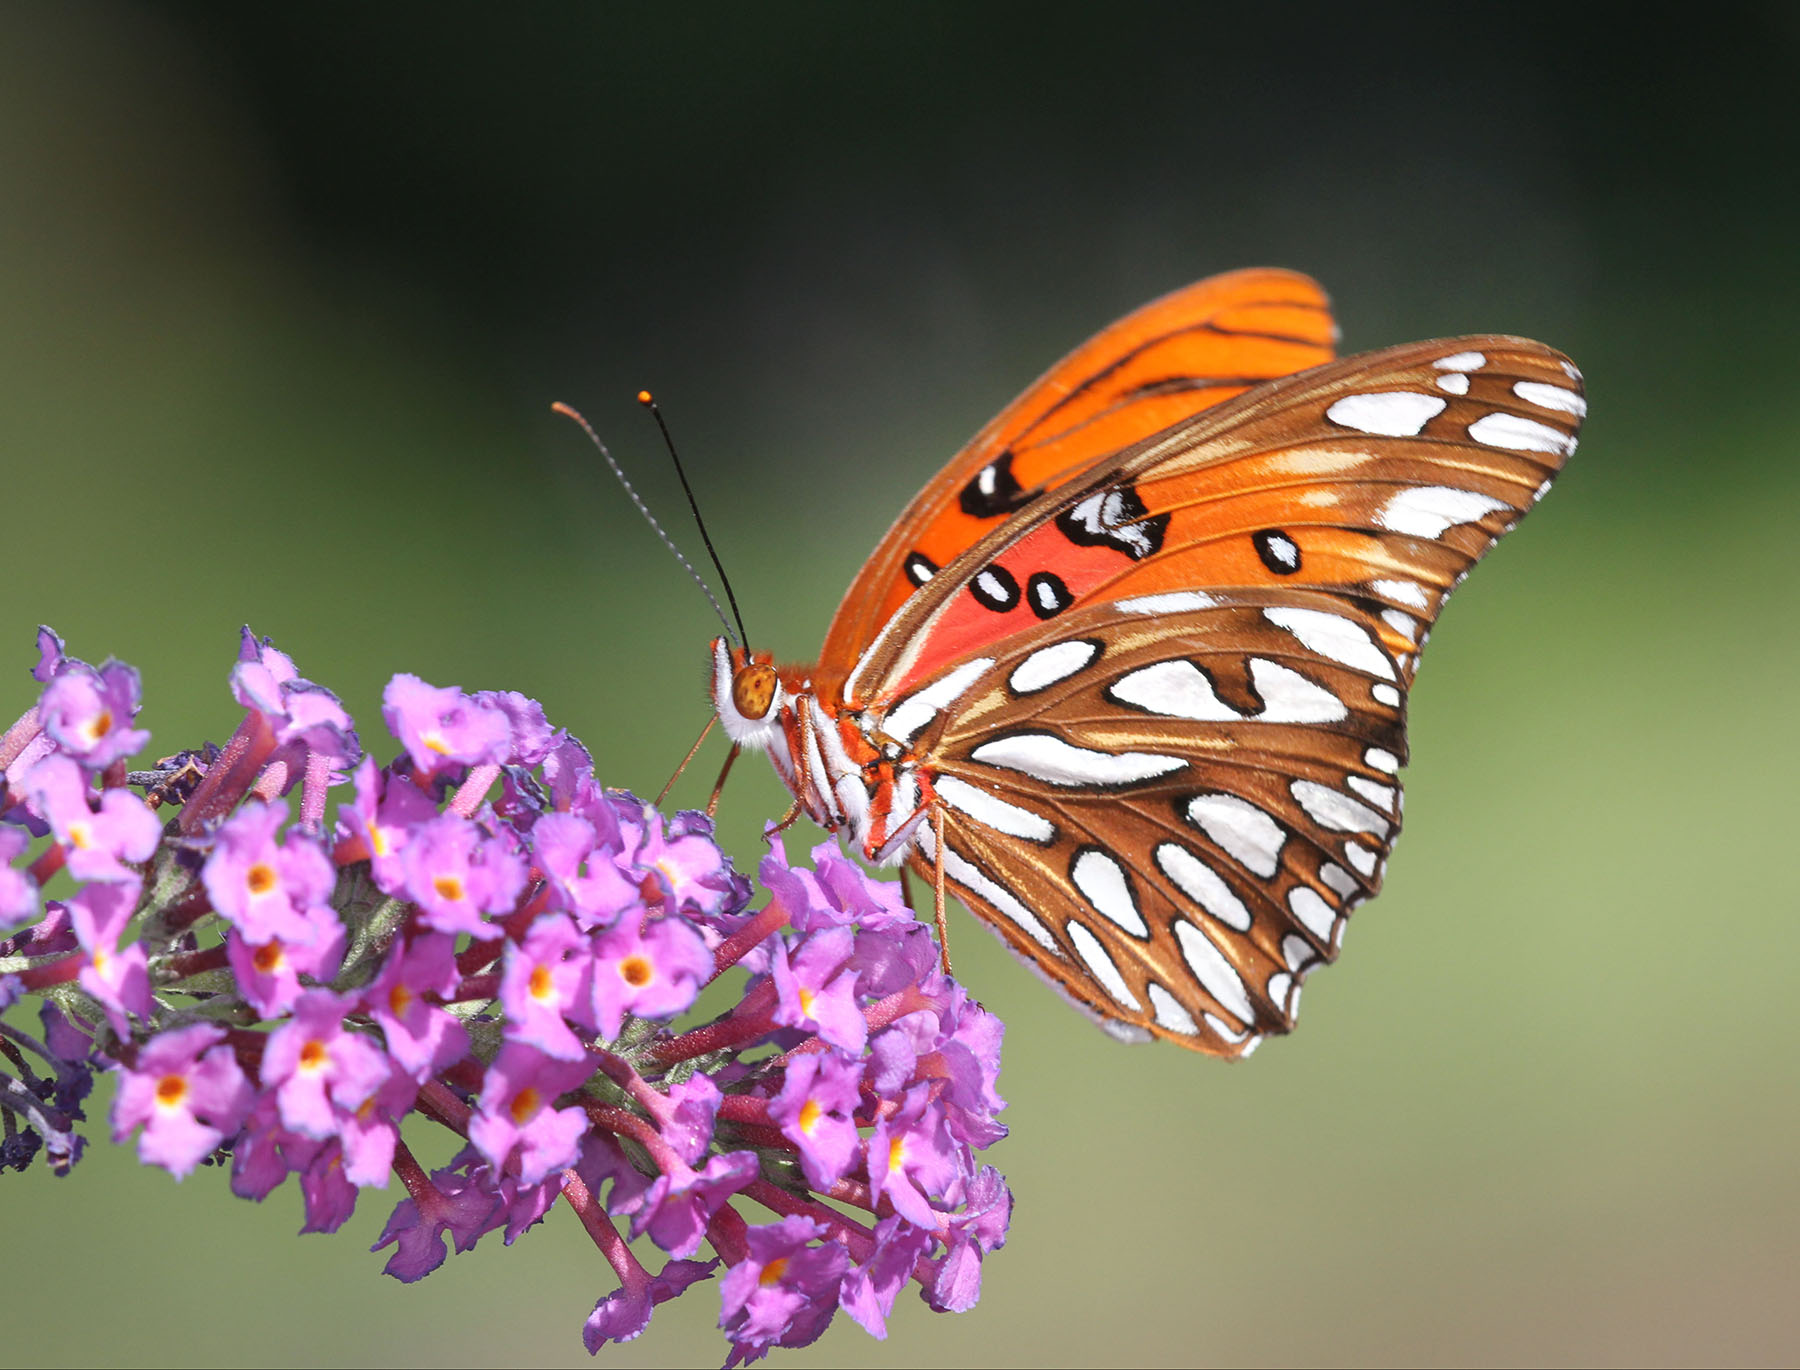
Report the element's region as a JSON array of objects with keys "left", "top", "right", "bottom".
[
  {"left": 704, "top": 743, "right": 741, "bottom": 820},
  {"left": 658, "top": 715, "right": 718, "bottom": 809},
  {"left": 768, "top": 795, "right": 805, "bottom": 835},
  {"left": 931, "top": 805, "right": 953, "bottom": 976}
]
